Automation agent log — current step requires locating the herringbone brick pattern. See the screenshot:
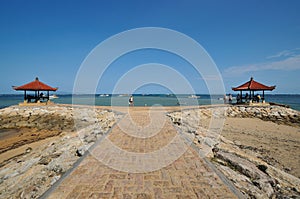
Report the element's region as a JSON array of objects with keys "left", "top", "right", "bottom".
[{"left": 47, "top": 108, "right": 237, "bottom": 199}]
